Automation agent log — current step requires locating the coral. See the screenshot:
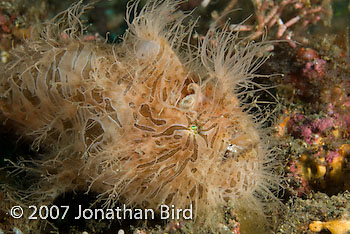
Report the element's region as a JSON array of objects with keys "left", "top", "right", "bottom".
[
  {"left": 276, "top": 191, "right": 350, "bottom": 234},
  {"left": 286, "top": 113, "right": 334, "bottom": 145},
  {"left": 302, "top": 58, "right": 327, "bottom": 80},
  {"left": 284, "top": 111, "right": 350, "bottom": 195},
  {"left": 276, "top": 46, "right": 350, "bottom": 194},
  {"left": 0, "top": 0, "right": 46, "bottom": 57},
  {"left": 0, "top": 0, "right": 280, "bottom": 232},
  {"left": 219, "top": 0, "right": 332, "bottom": 46},
  {"left": 283, "top": 105, "right": 350, "bottom": 195},
  {"left": 269, "top": 14, "right": 350, "bottom": 196},
  {"left": 309, "top": 219, "right": 350, "bottom": 234}
]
